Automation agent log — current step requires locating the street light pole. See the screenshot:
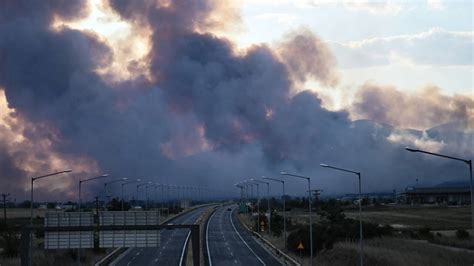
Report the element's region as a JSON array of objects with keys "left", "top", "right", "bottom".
[
  {"left": 79, "top": 174, "right": 109, "bottom": 213},
  {"left": 136, "top": 182, "right": 152, "bottom": 209},
  {"left": 263, "top": 177, "right": 287, "bottom": 249},
  {"left": 252, "top": 179, "right": 271, "bottom": 234},
  {"left": 245, "top": 181, "right": 260, "bottom": 232},
  {"left": 2, "top": 193, "right": 10, "bottom": 227},
  {"left": 405, "top": 147, "right": 473, "bottom": 241},
  {"left": 78, "top": 174, "right": 108, "bottom": 265},
  {"left": 154, "top": 184, "right": 159, "bottom": 211},
  {"left": 121, "top": 179, "right": 140, "bottom": 211},
  {"left": 235, "top": 184, "right": 244, "bottom": 204},
  {"left": 104, "top": 178, "right": 127, "bottom": 209},
  {"left": 281, "top": 171, "right": 313, "bottom": 266},
  {"left": 320, "top": 163, "right": 363, "bottom": 266},
  {"left": 145, "top": 184, "right": 155, "bottom": 211},
  {"left": 30, "top": 169, "right": 72, "bottom": 266}
]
